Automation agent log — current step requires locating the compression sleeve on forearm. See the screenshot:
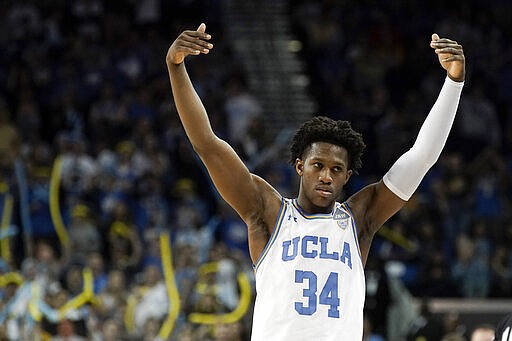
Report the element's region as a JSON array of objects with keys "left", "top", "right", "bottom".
[{"left": 383, "top": 76, "right": 464, "bottom": 201}]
